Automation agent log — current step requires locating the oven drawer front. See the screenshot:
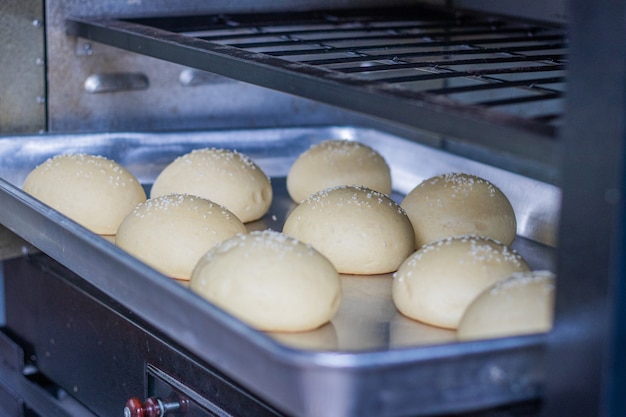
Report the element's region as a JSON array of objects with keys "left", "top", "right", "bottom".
[{"left": 3, "top": 254, "right": 285, "bottom": 417}]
